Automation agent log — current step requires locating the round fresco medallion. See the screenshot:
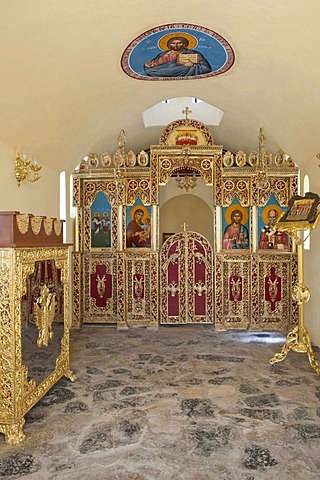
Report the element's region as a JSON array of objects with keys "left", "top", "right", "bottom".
[{"left": 121, "top": 23, "right": 235, "bottom": 81}]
